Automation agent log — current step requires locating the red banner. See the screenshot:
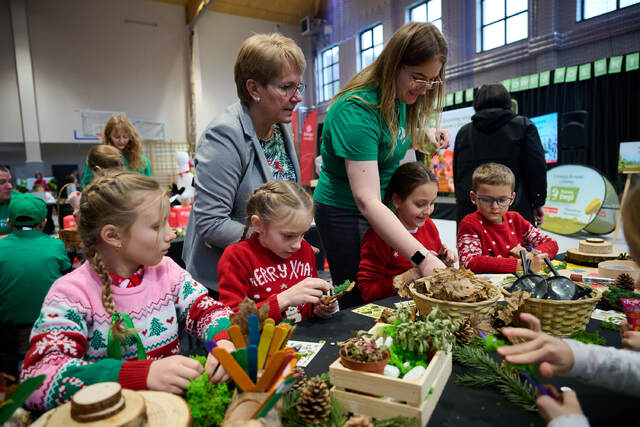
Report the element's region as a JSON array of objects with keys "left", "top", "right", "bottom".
[
  {"left": 291, "top": 110, "right": 298, "bottom": 145},
  {"left": 300, "top": 110, "right": 317, "bottom": 186}
]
